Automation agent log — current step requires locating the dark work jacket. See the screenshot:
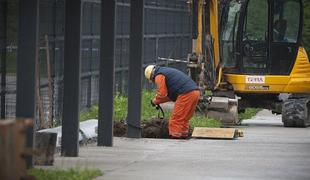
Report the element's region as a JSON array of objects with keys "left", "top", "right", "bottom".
[{"left": 152, "top": 66, "right": 199, "bottom": 101}]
